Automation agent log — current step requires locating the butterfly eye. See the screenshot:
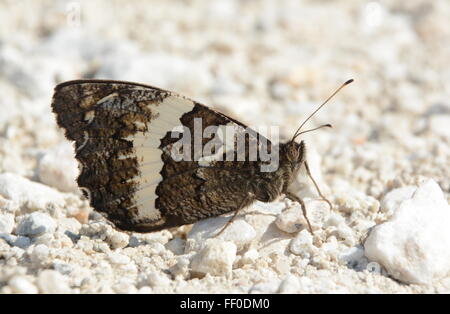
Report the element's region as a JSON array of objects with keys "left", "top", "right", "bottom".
[{"left": 287, "top": 144, "right": 299, "bottom": 162}]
